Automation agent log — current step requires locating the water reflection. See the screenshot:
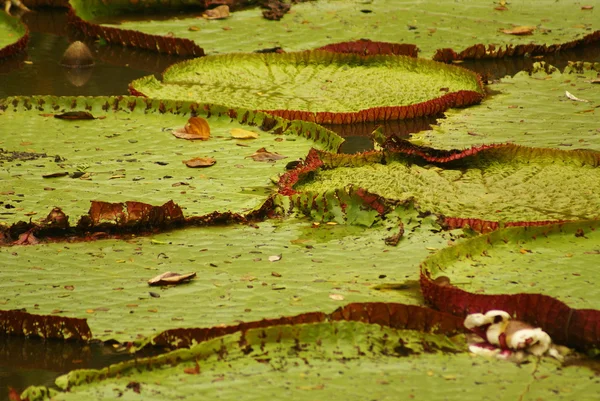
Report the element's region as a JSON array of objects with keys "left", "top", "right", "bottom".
[
  {"left": 0, "top": 336, "right": 132, "bottom": 398},
  {"left": 323, "top": 116, "right": 438, "bottom": 154},
  {"left": 0, "top": 8, "right": 190, "bottom": 98}
]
